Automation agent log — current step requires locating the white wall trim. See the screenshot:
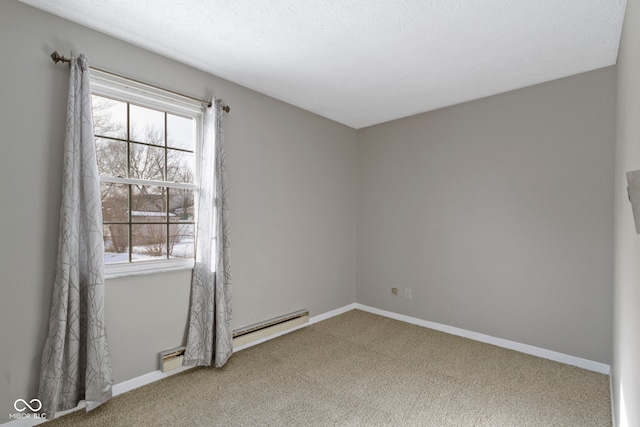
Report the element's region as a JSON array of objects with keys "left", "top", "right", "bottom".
[
  {"left": 1, "top": 366, "right": 195, "bottom": 427},
  {"left": 112, "top": 365, "right": 194, "bottom": 395},
  {"left": 354, "top": 304, "right": 611, "bottom": 375},
  {"left": 310, "top": 303, "right": 357, "bottom": 324},
  {"left": 0, "top": 417, "right": 46, "bottom": 427}
]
